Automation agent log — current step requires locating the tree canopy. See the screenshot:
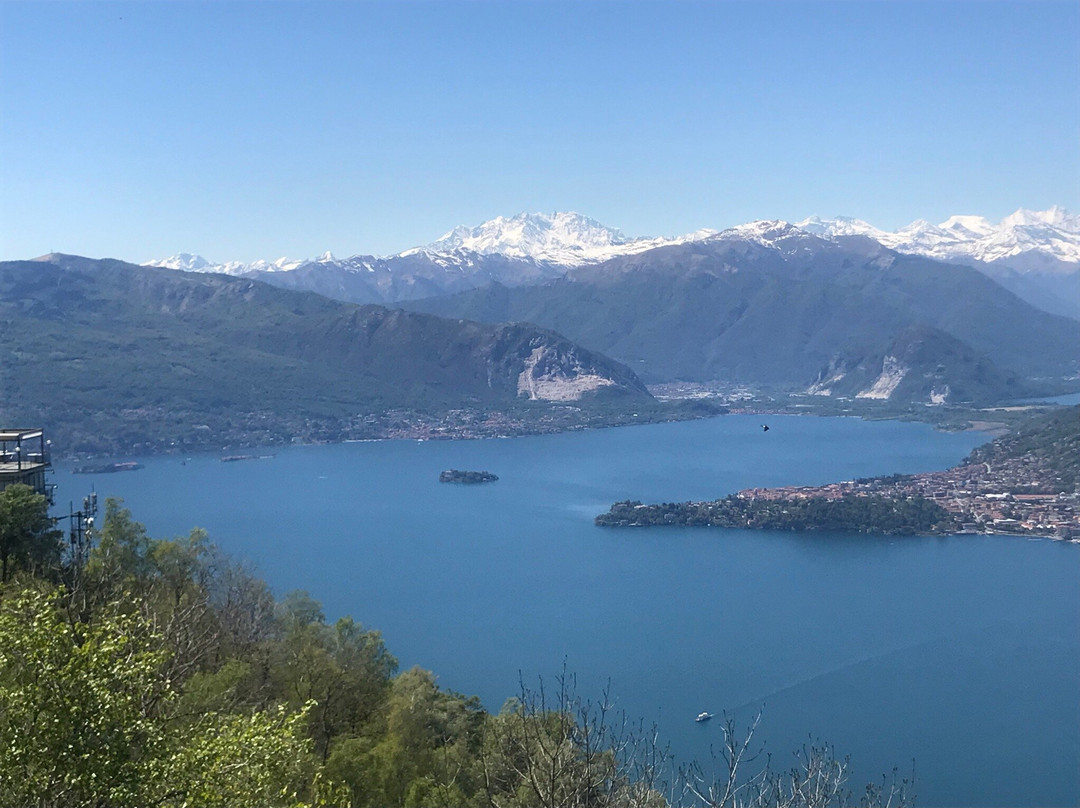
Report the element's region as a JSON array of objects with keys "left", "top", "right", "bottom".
[{"left": 0, "top": 482, "right": 63, "bottom": 582}]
